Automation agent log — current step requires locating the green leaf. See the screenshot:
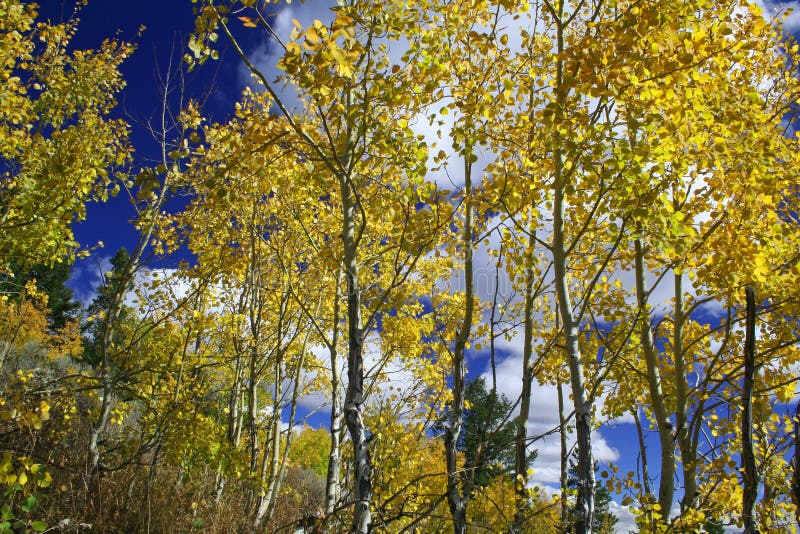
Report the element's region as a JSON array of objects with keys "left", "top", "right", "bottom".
[
  {"left": 21, "top": 495, "right": 37, "bottom": 513},
  {"left": 30, "top": 520, "right": 47, "bottom": 532}
]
